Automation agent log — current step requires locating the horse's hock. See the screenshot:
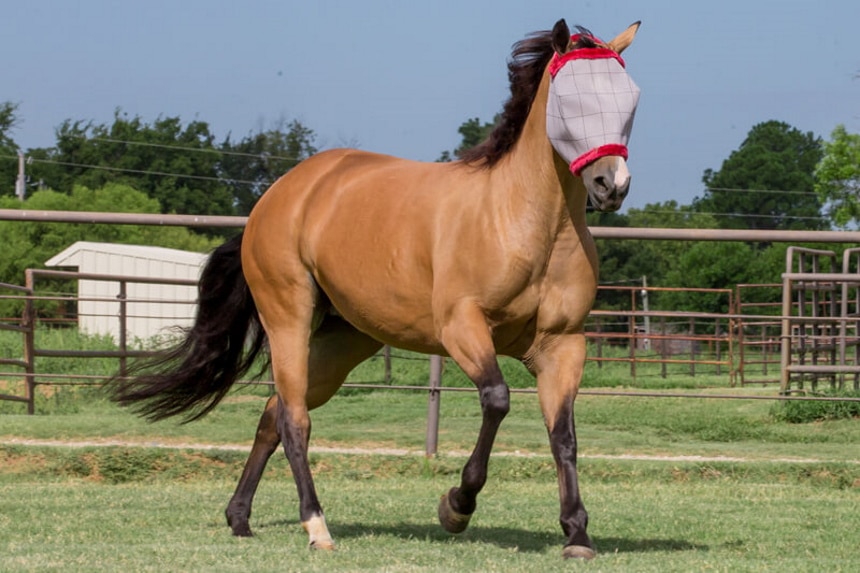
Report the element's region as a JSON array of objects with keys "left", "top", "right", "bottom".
[{"left": 780, "top": 246, "right": 860, "bottom": 393}]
